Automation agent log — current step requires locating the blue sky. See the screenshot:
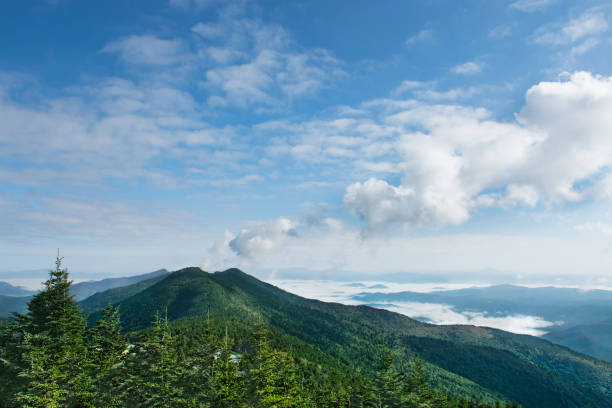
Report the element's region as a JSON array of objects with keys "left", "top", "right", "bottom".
[{"left": 2, "top": 0, "right": 612, "bottom": 285}]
